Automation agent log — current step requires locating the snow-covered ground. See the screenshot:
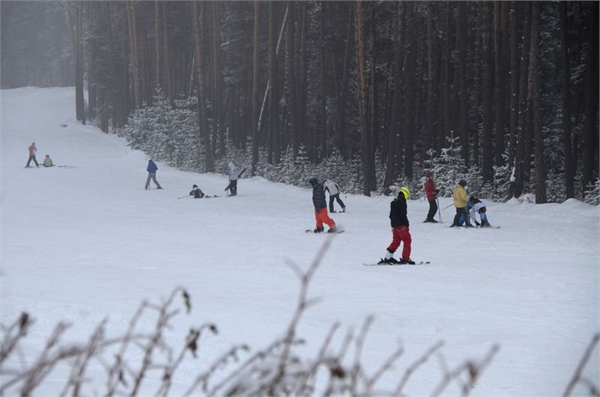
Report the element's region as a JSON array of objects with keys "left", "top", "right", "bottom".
[{"left": 1, "top": 87, "right": 599, "bottom": 396}]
